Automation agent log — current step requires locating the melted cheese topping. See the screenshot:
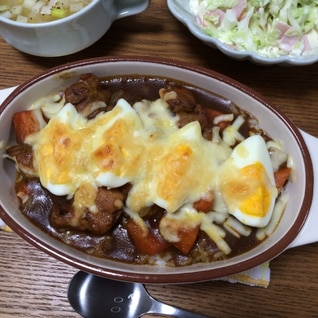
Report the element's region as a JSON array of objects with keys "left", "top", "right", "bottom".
[
  {"left": 28, "top": 98, "right": 231, "bottom": 212},
  {"left": 127, "top": 121, "right": 231, "bottom": 213},
  {"left": 26, "top": 97, "right": 279, "bottom": 238},
  {"left": 30, "top": 100, "right": 146, "bottom": 195}
]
